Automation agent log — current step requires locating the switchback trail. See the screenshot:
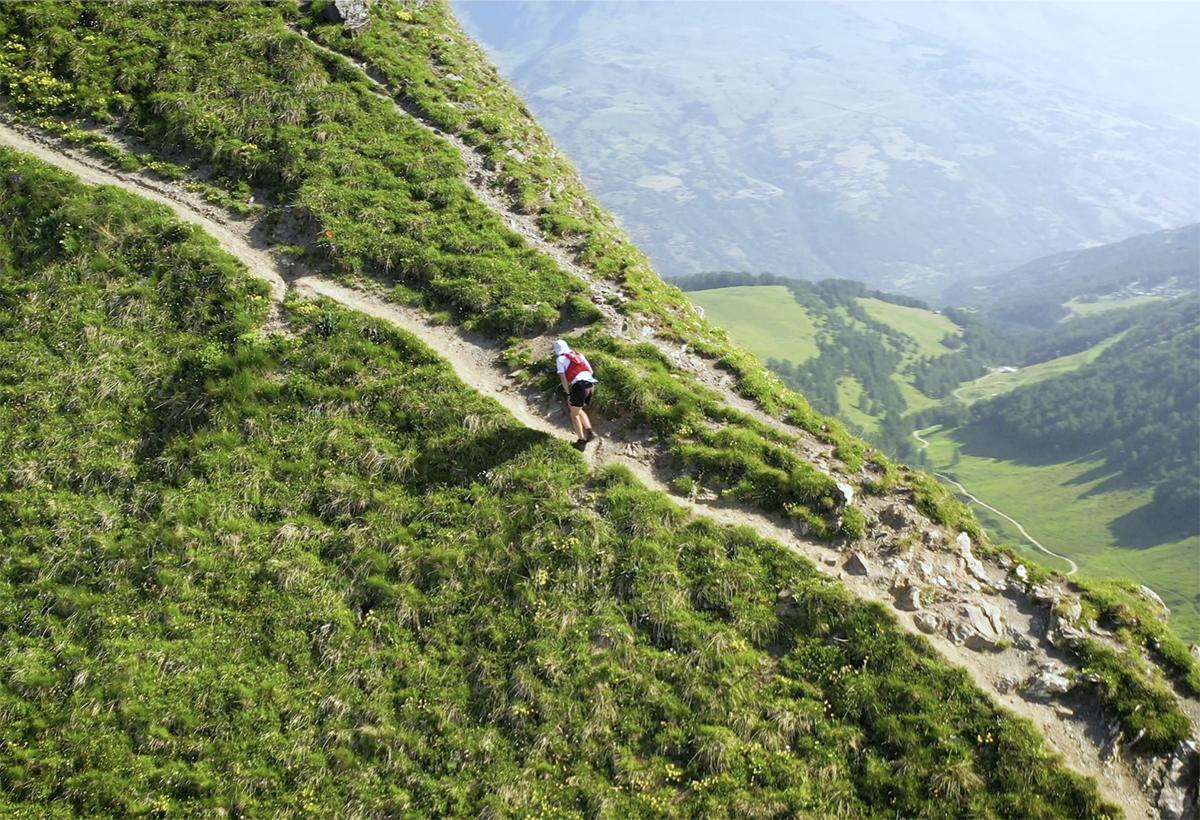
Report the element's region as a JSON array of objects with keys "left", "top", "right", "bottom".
[
  {"left": 0, "top": 121, "right": 1161, "bottom": 818},
  {"left": 912, "top": 428, "right": 1079, "bottom": 575}
]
